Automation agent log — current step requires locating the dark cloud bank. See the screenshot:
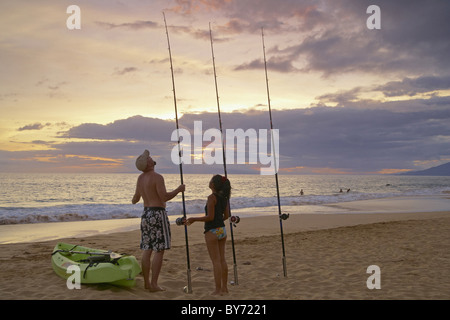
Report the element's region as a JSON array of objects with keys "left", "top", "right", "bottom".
[{"left": 6, "top": 100, "right": 448, "bottom": 173}]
